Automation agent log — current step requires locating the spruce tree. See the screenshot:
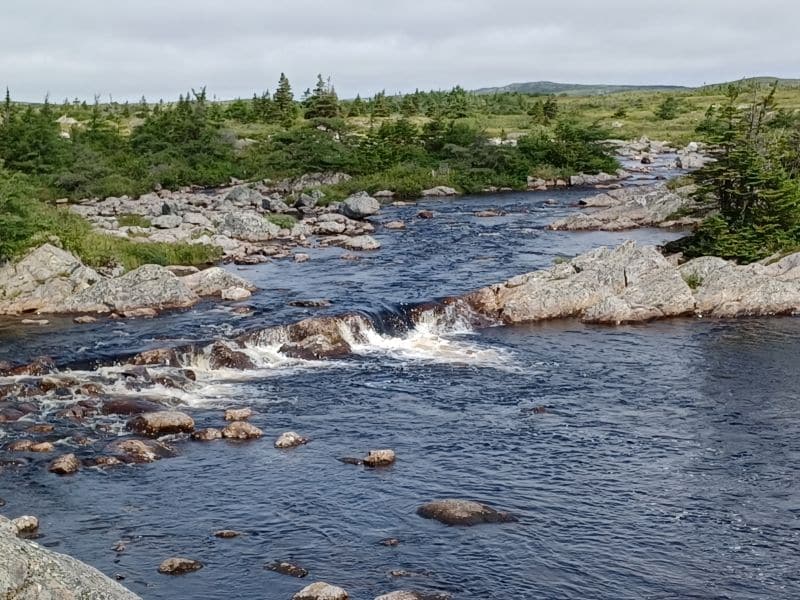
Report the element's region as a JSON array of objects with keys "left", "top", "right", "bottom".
[{"left": 273, "top": 72, "right": 297, "bottom": 128}]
